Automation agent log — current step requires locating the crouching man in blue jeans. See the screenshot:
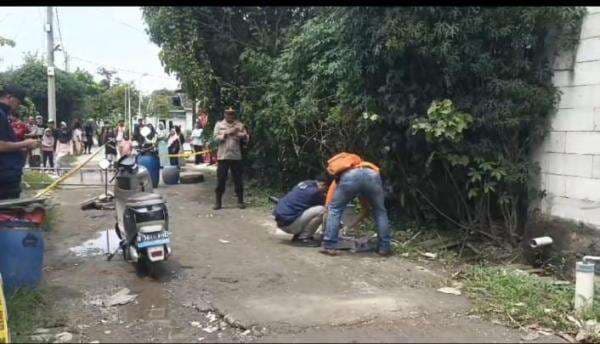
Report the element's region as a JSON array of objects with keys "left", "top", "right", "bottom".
[
  {"left": 273, "top": 177, "right": 330, "bottom": 247},
  {"left": 320, "top": 153, "right": 391, "bottom": 257}
]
